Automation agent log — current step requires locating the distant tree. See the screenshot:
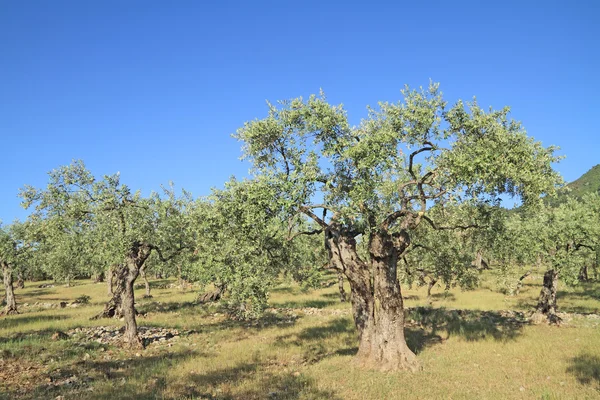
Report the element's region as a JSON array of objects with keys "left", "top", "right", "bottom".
[
  {"left": 189, "top": 178, "right": 297, "bottom": 319},
  {"left": 234, "top": 83, "right": 561, "bottom": 370},
  {"left": 0, "top": 221, "right": 33, "bottom": 315},
  {"left": 528, "top": 194, "right": 600, "bottom": 323}
]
